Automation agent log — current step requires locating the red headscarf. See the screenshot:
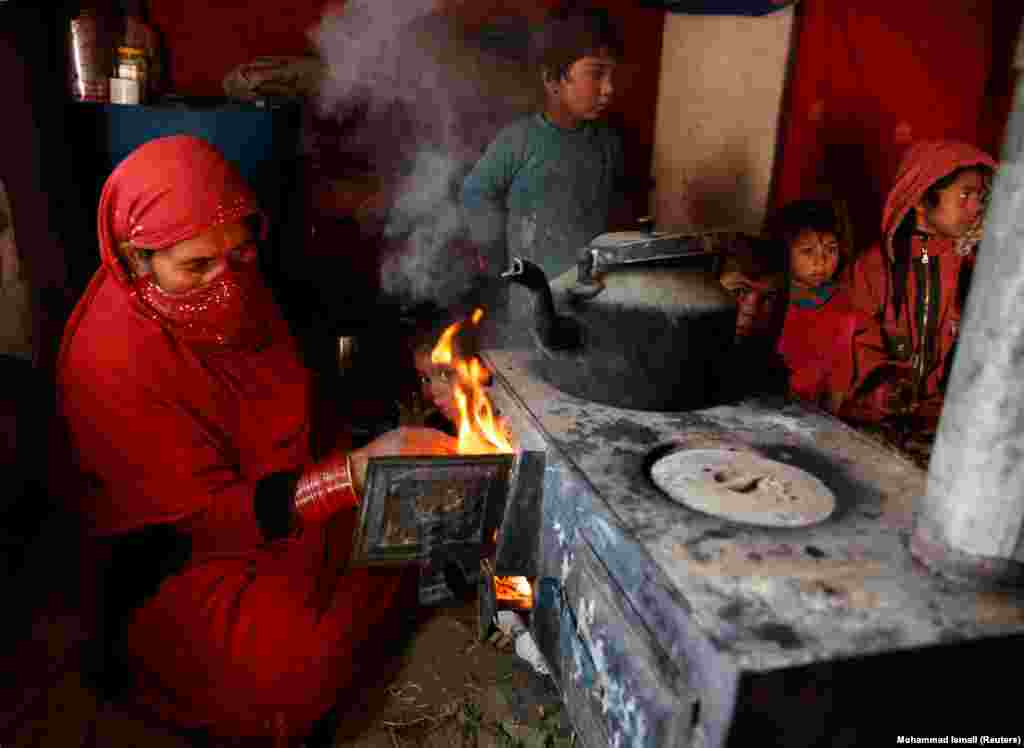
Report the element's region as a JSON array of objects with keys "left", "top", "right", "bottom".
[
  {"left": 880, "top": 141, "right": 996, "bottom": 259},
  {"left": 60, "top": 135, "right": 276, "bottom": 360},
  {"left": 57, "top": 136, "right": 312, "bottom": 537},
  {"left": 99, "top": 135, "right": 264, "bottom": 274},
  {"left": 843, "top": 140, "right": 997, "bottom": 426}
]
